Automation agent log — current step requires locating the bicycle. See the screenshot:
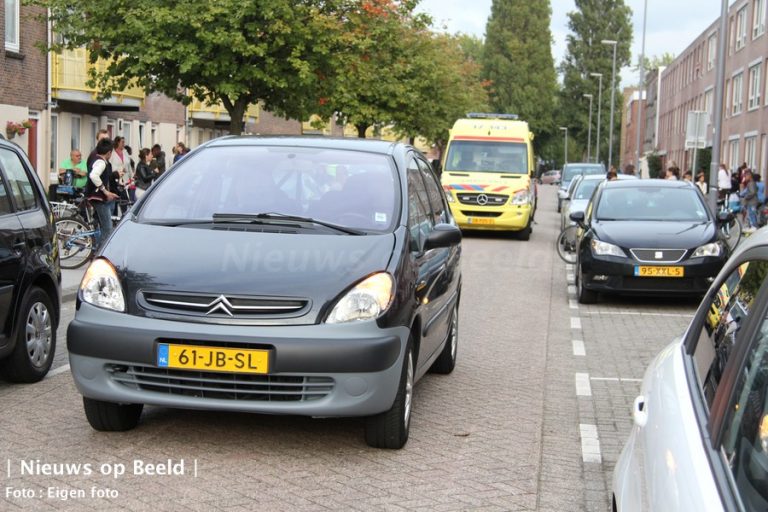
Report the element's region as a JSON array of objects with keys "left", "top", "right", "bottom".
[
  {"left": 555, "top": 224, "right": 579, "bottom": 264},
  {"left": 717, "top": 199, "right": 742, "bottom": 251},
  {"left": 56, "top": 215, "right": 99, "bottom": 269}
]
